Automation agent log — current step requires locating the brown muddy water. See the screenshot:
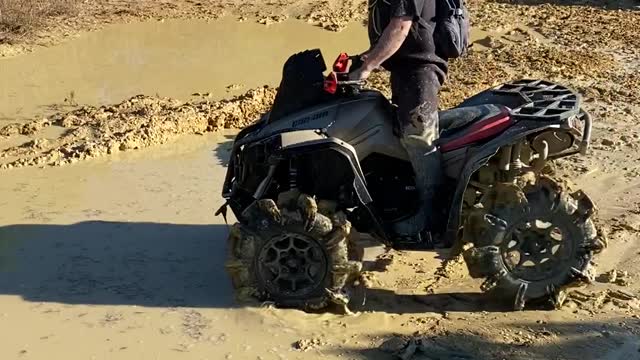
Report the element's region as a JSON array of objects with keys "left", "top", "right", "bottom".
[
  {"left": 0, "top": 130, "right": 416, "bottom": 360},
  {"left": 0, "top": 132, "right": 387, "bottom": 359},
  {"left": 1, "top": 131, "right": 638, "bottom": 360},
  {"left": 0, "top": 16, "right": 523, "bottom": 128},
  {"left": 0, "top": 18, "right": 366, "bottom": 126}
]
